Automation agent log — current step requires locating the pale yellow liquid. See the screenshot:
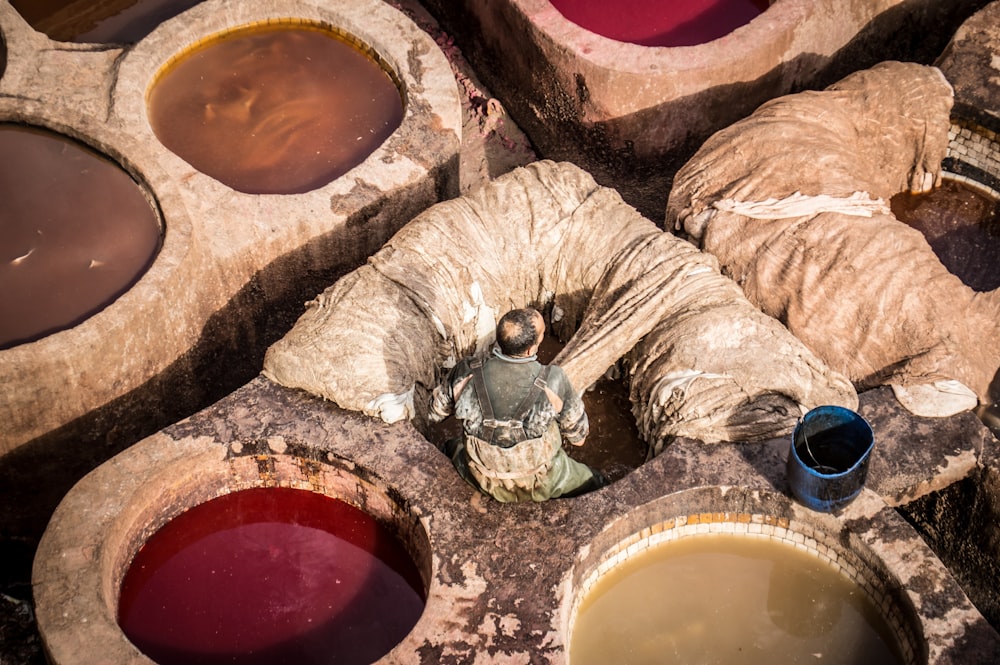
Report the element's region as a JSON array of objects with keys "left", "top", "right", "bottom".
[{"left": 571, "top": 534, "right": 904, "bottom": 665}]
